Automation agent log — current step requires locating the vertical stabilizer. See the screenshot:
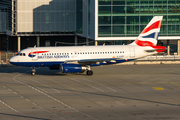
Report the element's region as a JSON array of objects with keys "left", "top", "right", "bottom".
[{"left": 130, "top": 16, "right": 163, "bottom": 46}]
